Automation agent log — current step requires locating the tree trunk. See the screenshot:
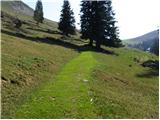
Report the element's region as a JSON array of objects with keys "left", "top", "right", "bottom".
[
  {"left": 89, "top": 39, "right": 93, "bottom": 46},
  {"left": 96, "top": 40, "right": 101, "bottom": 49}
]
